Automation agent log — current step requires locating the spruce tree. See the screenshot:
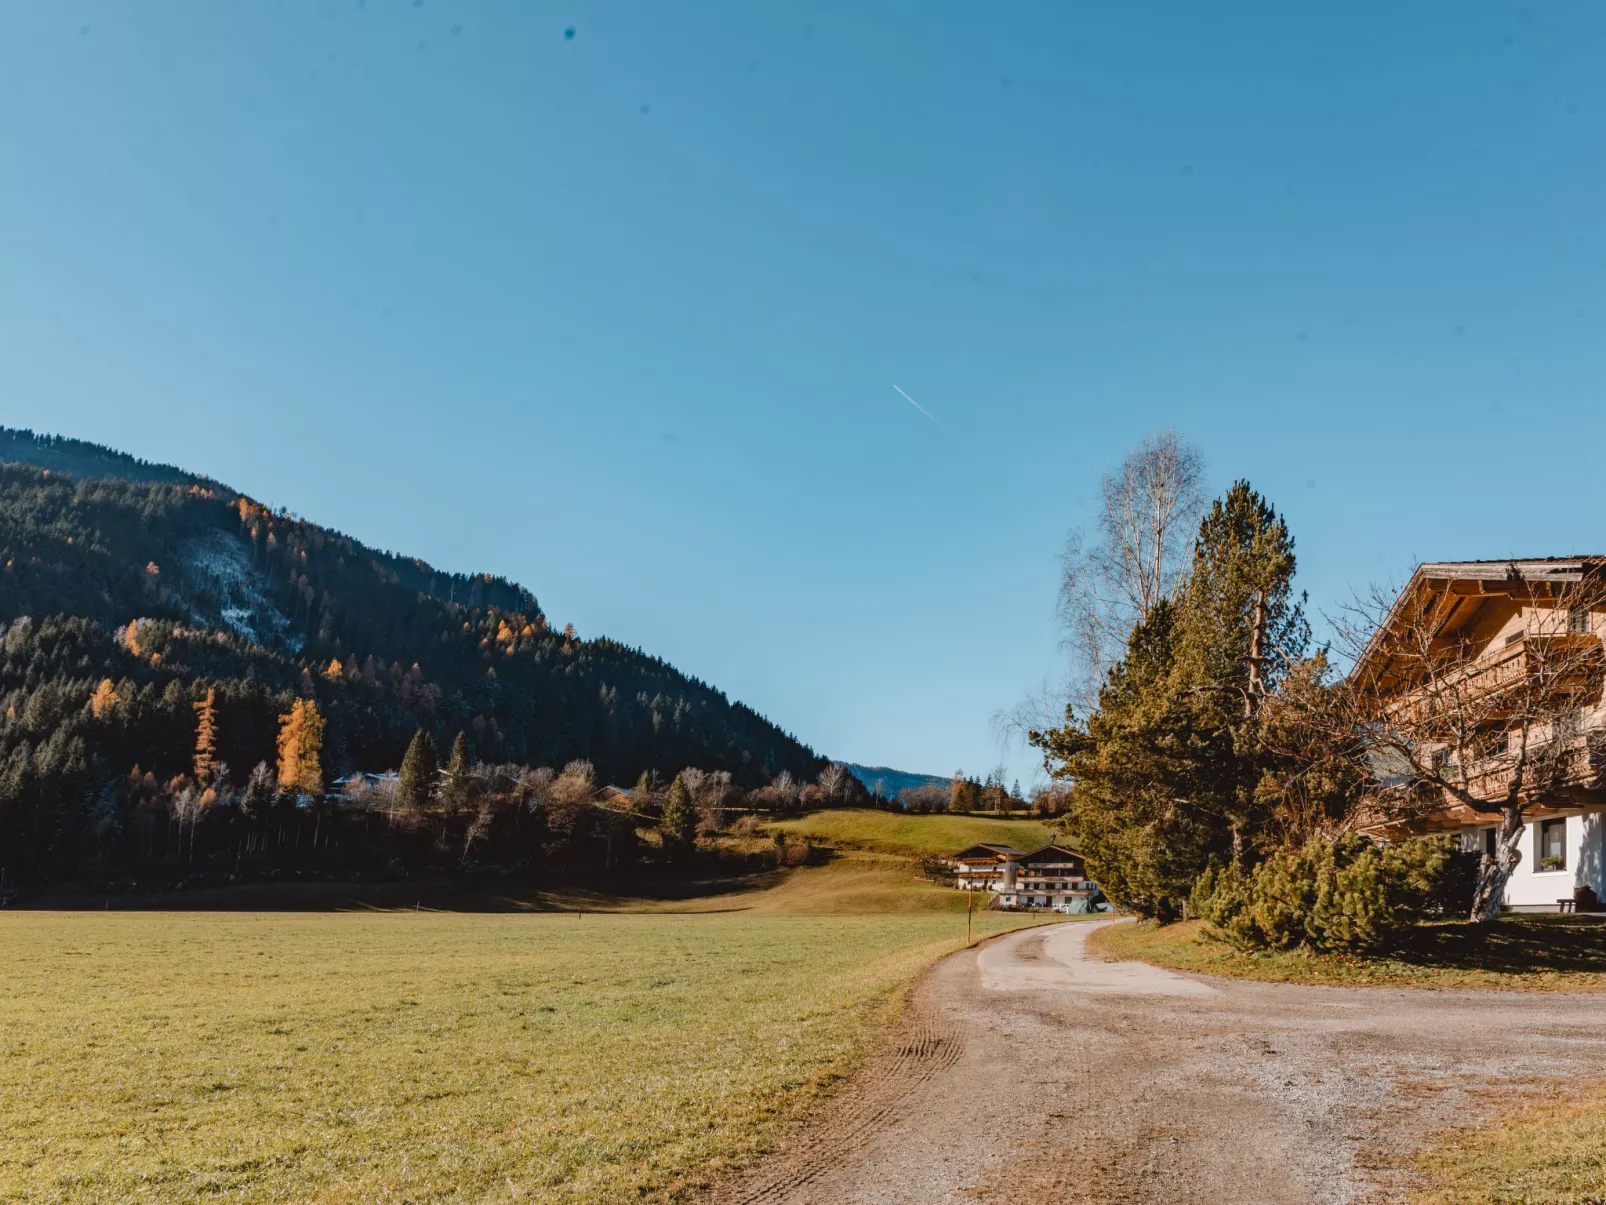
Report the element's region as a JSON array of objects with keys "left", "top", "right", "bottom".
[
  {"left": 397, "top": 730, "right": 438, "bottom": 813},
  {"left": 660, "top": 776, "right": 697, "bottom": 857},
  {"left": 442, "top": 731, "right": 471, "bottom": 813}
]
